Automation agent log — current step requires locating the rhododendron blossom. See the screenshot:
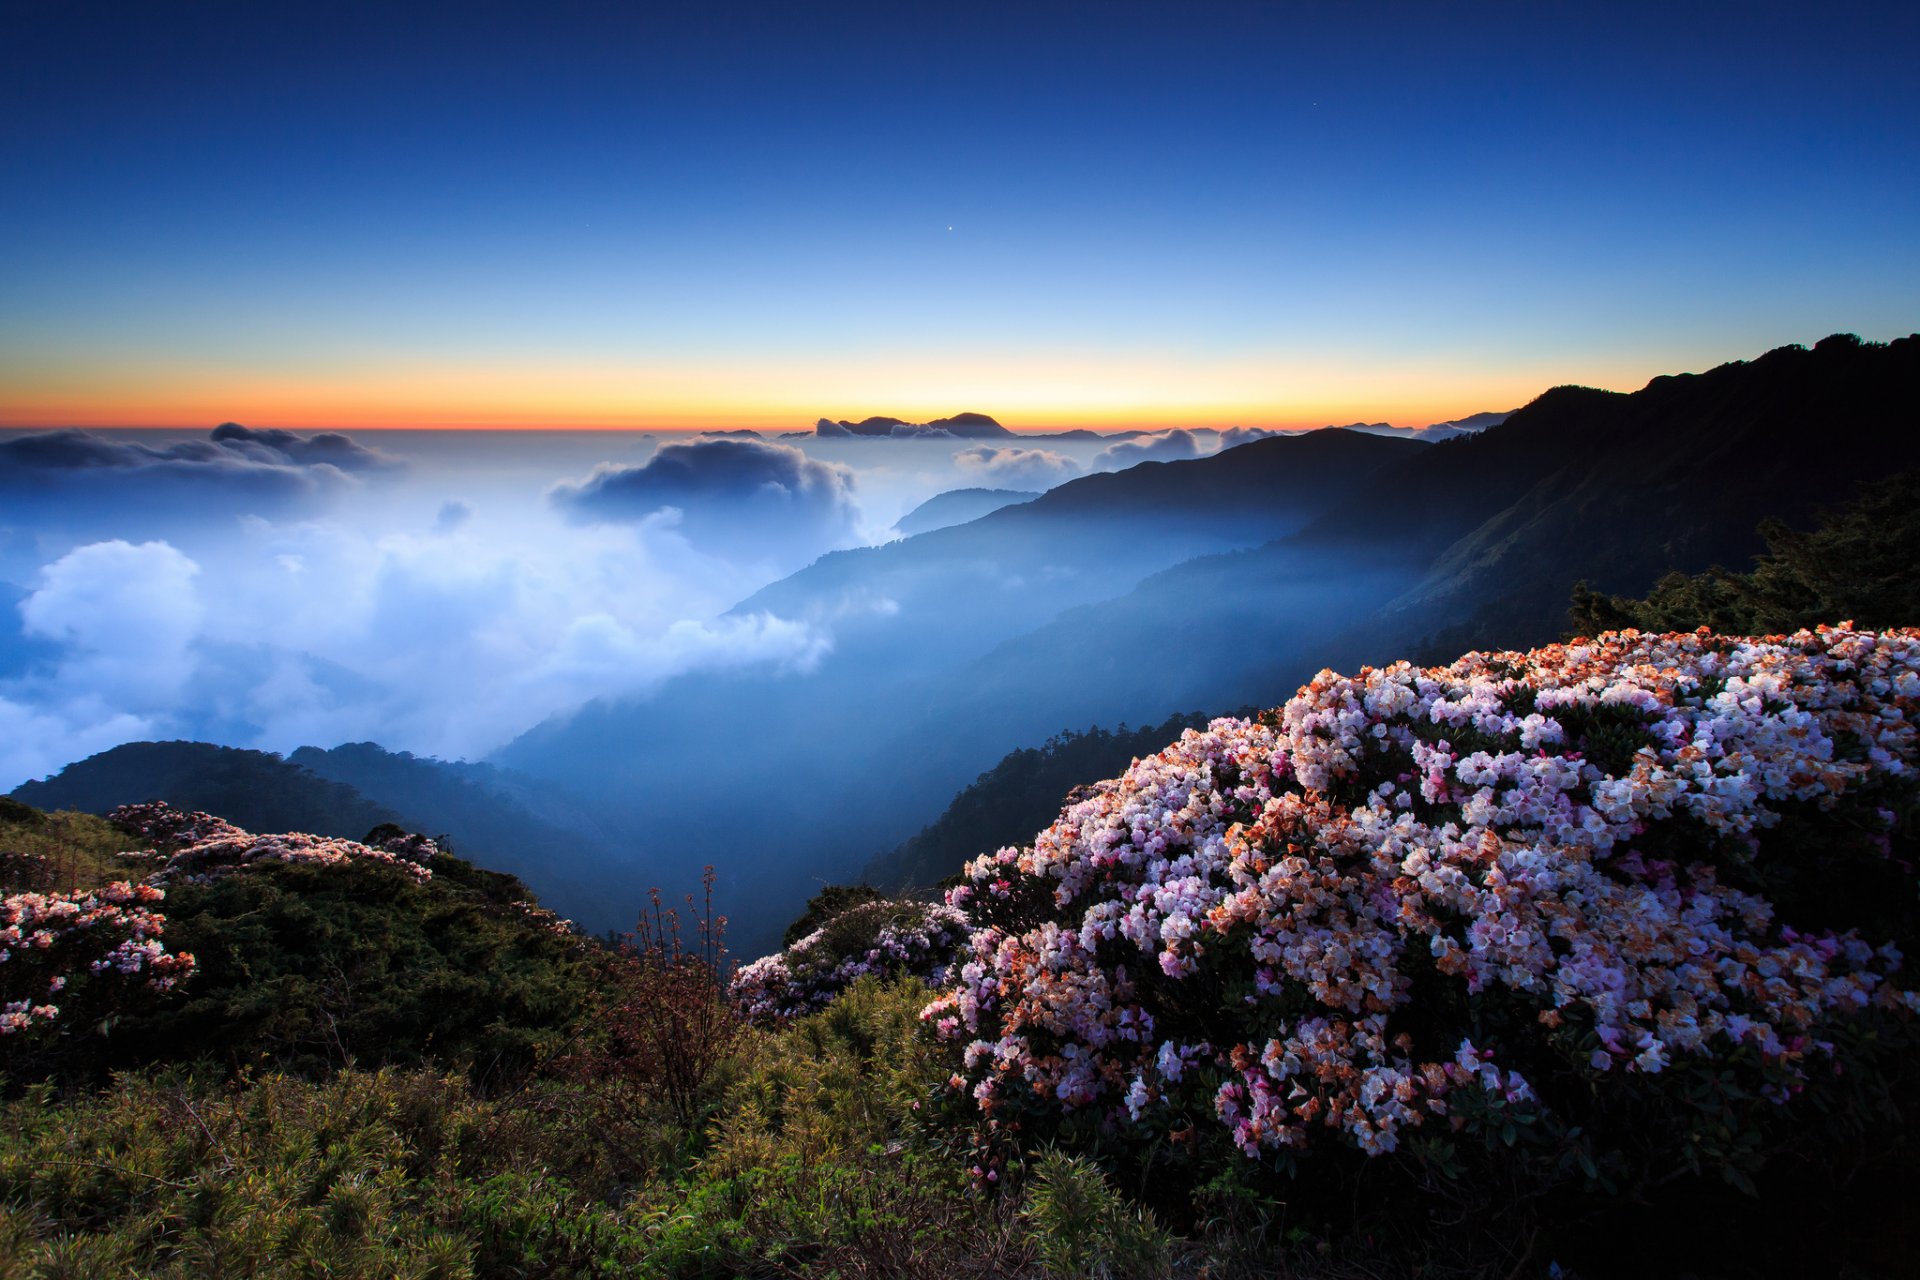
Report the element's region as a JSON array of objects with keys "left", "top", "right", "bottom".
[
  {"left": 109, "top": 803, "right": 437, "bottom": 886},
  {"left": 0, "top": 881, "right": 193, "bottom": 1038},
  {"left": 924, "top": 627, "right": 1920, "bottom": 1164},
  {"left": 733, "top": 899, "right": 971, "bottom": 1021}
]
